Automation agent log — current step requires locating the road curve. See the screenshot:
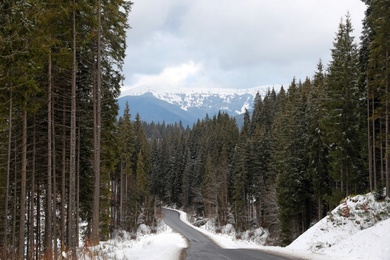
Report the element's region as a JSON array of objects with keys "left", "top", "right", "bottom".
[{"left": 162, "top": 208, "right": 290, "bottom": 260}]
